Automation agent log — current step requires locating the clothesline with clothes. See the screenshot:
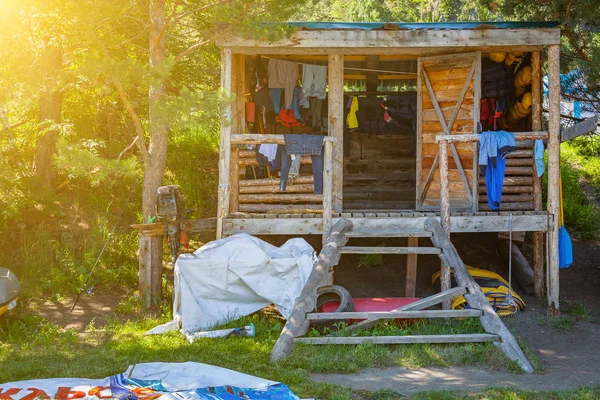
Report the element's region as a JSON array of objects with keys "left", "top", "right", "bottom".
[
  {"left": 247, "top": 56, "right": 418, "bottom": 182},
  {"left": 255, "top": 134, "right": 325, "bottom": 194},
  {"left": 261, "top": 55, "right": 417, "bottom": 75}
]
